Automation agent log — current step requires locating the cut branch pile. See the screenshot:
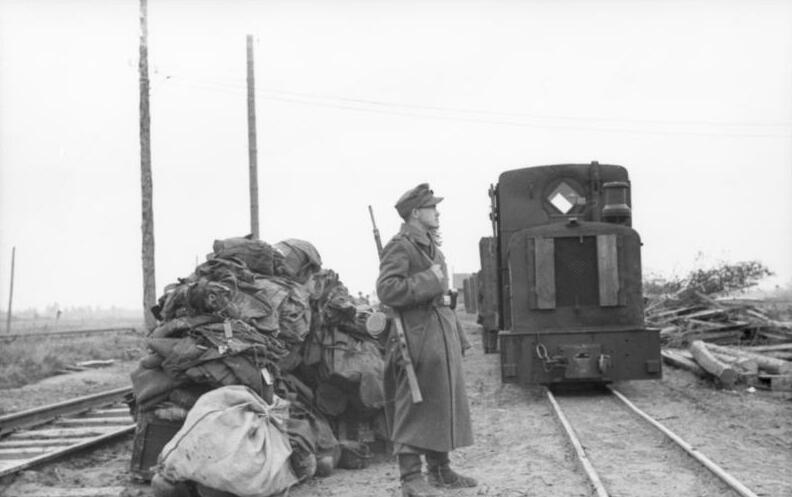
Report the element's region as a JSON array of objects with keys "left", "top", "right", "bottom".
[{"left": 646, "top": 290, "right": 792, "bottom": 348}]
